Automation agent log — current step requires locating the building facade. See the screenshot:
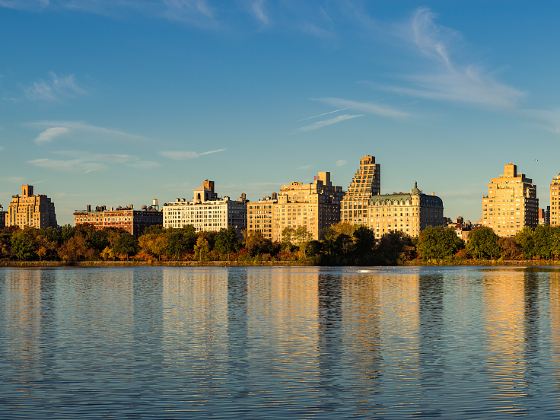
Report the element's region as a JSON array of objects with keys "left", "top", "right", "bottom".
[
  {"left": 0, "top": 205, "right": 6, "bottom": 229},
  {"left": 481, "top": 163, "right": 539, "bottom": 237},
  {"left": 6, "top": 185, "right": 57, "bottom": 229},
  {"left": 341, "top": 155, "right": 381, "bottom": 225},
  {"left": 163, "top": 180, "right": 247, "bottom": 233},
  {"left": 271, "top": 172, "right": 344, "bottom": 242},
  {"left": 365, "top": 183, "right": 444, "bottom": 237},
  {"left": 551, "top": 174, "right": 560, "bottom": 227},
  {"left": 74, "top": 204, "right": 163, "bottom": 236},
  {"left": 246, "top": 195, "right": 277, "bottom": 240}
]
